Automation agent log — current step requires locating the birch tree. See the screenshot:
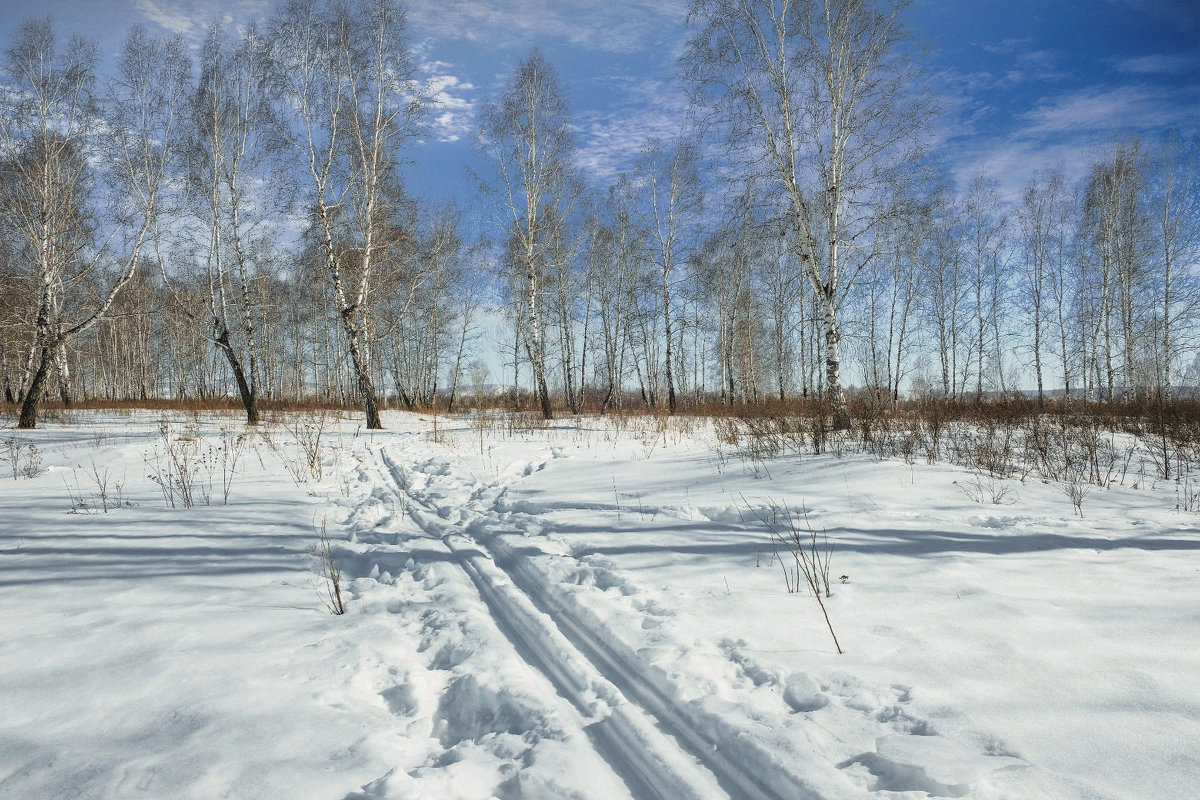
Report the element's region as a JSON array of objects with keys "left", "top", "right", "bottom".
[
  {"left": 1045, "top": 173, "right": 1077, "bottom": 398},
  {"left": 924, "top": 198, "right": 964, "bottom": 399},
  {"left": 869, "top": 178, "right": 928, "bottom": 404},
  {"left": 589, "top": 177, "right": 643, "bottom": 412},
  {"left": 963, "top": 174, "right": 1006, "bottom": 400},
  {"left": 1149, "top": 134, "right": 1200, "bottom": 399},
  {"left": 0, "top": 20, "right": 189, "bottom": 428},
  {"left": 1018, "top": 169, "right": 1073, "bottom": 407},
  {"left": 389, "top": 203, "right": 466, "bottom": 409},
  {"left": 1082, "top": 140, "right": 1150, "bottom": 398},
  {"left": 273, "top": 0, "right": 424, "bottom": 429},
  {"left": 171, "top": 23, "right": 275, "bottom": 424},
  {"left": 636, "top": 138, "right": 703, "bottom": 413},
  {"left": 684, "top": 0, "right": 931, "bottom": 427},
  {"left": 763, "top": 227, "right": 805, "bottom": 400},
  {"left": 476, "top": 49, "right": 578, "bottom": 419}
]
